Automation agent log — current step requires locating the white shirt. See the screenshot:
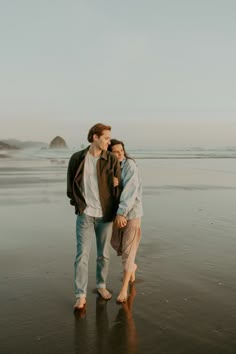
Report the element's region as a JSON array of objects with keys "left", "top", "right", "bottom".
[{"left": 82, "top": 151, "right": 103, "bottom": 217}]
